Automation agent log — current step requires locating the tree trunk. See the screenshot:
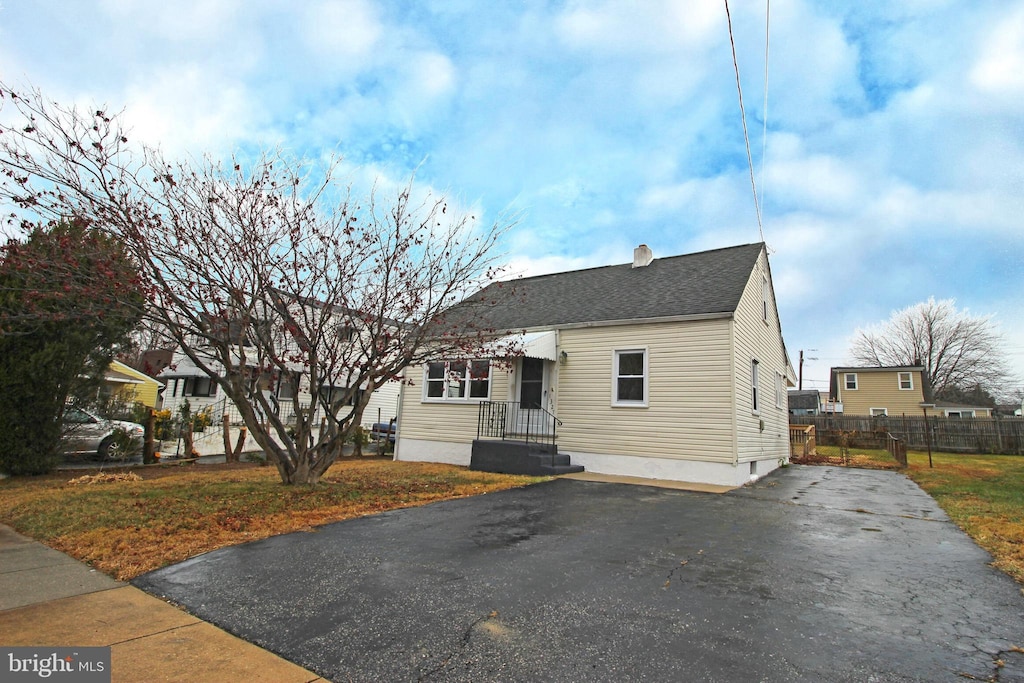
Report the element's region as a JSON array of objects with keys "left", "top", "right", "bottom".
[
  {"left": 231, "top": 427, "right": 247, "bottom": 462},
  {"left": 221, "top": 413, "right": 234, "bottom": 462},
  {"left": 182, "top": 426, "right": 196, "bottom": 458},
  {"left": 143, "top": 408, "right": 158, "bottom": 465}
]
